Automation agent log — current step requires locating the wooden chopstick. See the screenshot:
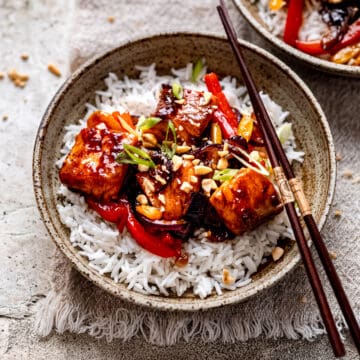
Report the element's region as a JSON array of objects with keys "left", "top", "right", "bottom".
[{"left": 217, "top": 1, "right": 360, "bottom": 356}]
